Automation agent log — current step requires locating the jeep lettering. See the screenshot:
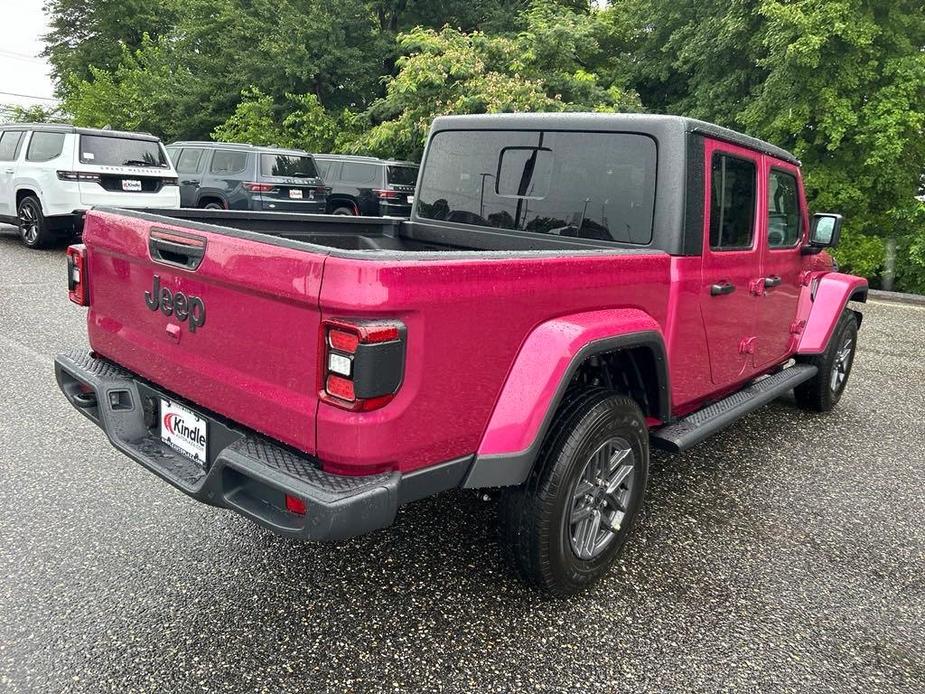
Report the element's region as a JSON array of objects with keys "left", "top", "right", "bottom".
[{"left": 144, "top": 274, "right": 206, "bottom": 332}]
